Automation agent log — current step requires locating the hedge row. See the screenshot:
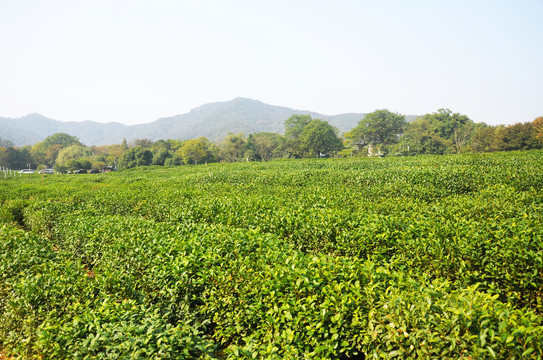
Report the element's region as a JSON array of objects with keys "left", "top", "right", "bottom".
[{"left": 2, "top": 215, "right": 543, "bottom": 358}]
